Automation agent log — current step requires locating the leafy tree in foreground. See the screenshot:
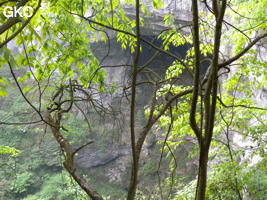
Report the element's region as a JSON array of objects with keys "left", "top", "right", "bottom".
[{"left": 0, "top": 0, "right": 267, "bottom": 200}]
